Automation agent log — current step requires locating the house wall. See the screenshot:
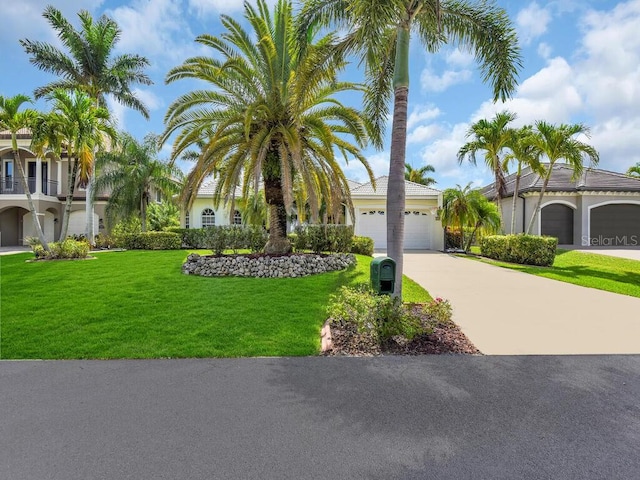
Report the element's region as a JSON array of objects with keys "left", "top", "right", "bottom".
[
  {"left": 0, "top": 207, "right": 24, "bottom": 245},
  {"left": 579, "top": 193, "right": 640, "bottom": 246},
  {"left": 184, "top": 199, "right": 234, "bottom": 228}
]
